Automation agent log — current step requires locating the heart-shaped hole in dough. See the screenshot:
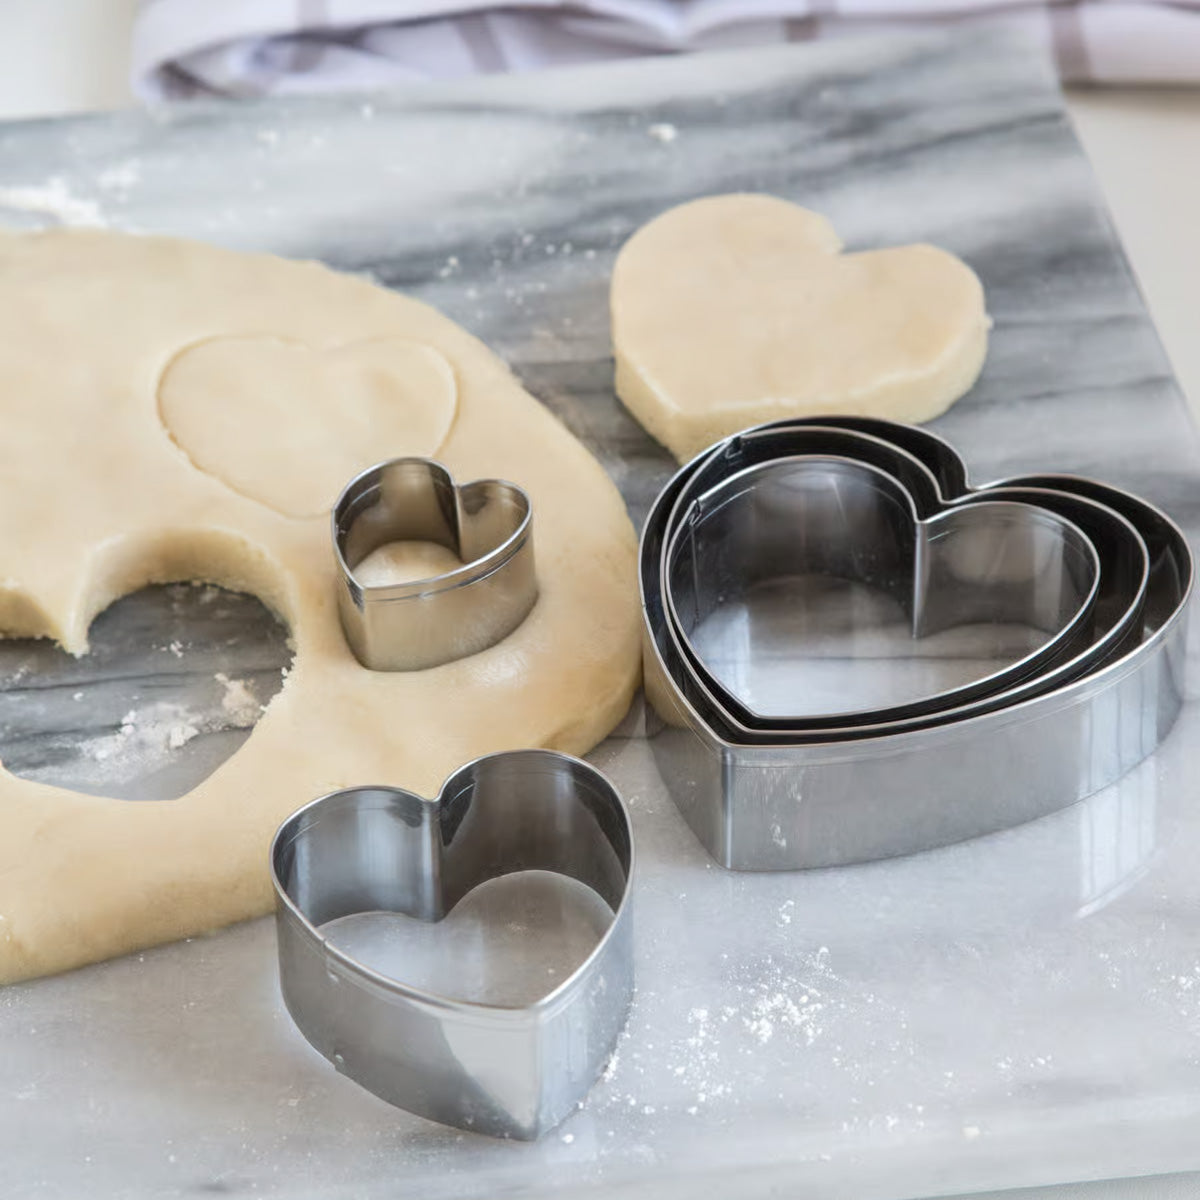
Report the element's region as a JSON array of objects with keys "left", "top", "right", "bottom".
[
  {"left": 612, "top": 193, "right": 991, "bottom": 461},
  {"left": 0, "top": 583, "right": 292, "bottom": 801},
  {"left": 158, "top": 336, "right": 459, "bottom": 518}
]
